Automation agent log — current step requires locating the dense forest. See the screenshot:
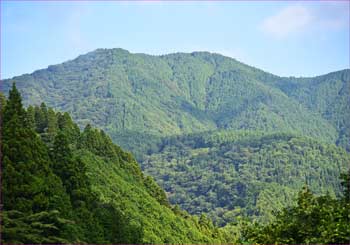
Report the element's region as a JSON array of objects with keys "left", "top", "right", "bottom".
[
  {"left": 0, "top": 84, "right": 235, "bottom": 243},
  {"left": 142, "top": 131, "right": 350, "bottom": 226},
  {"left": 1, "top": 48, "right": 350, "bottom": 244},
  {"left": 2, "top": 85, "right": 350, "bottom": 244},
  {"left": 2, "top": 49, "right": 348, "bottom": 153},
  {"left": 243, "top": 178, "right": 350, "bottom": 244}
]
